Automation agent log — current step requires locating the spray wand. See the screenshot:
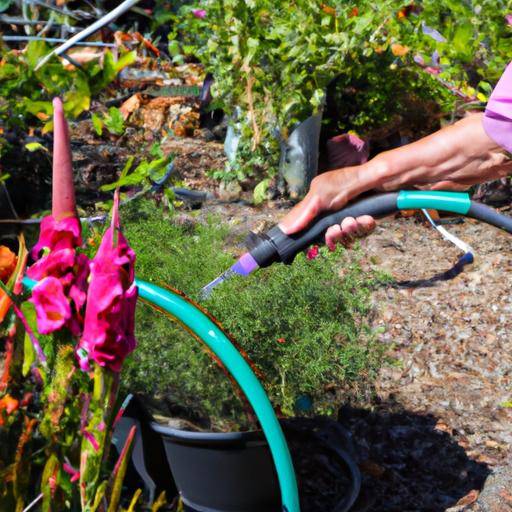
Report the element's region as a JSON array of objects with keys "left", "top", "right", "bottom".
[{"left": 201, "top": 190, "right": 512, "bottom": 298}]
